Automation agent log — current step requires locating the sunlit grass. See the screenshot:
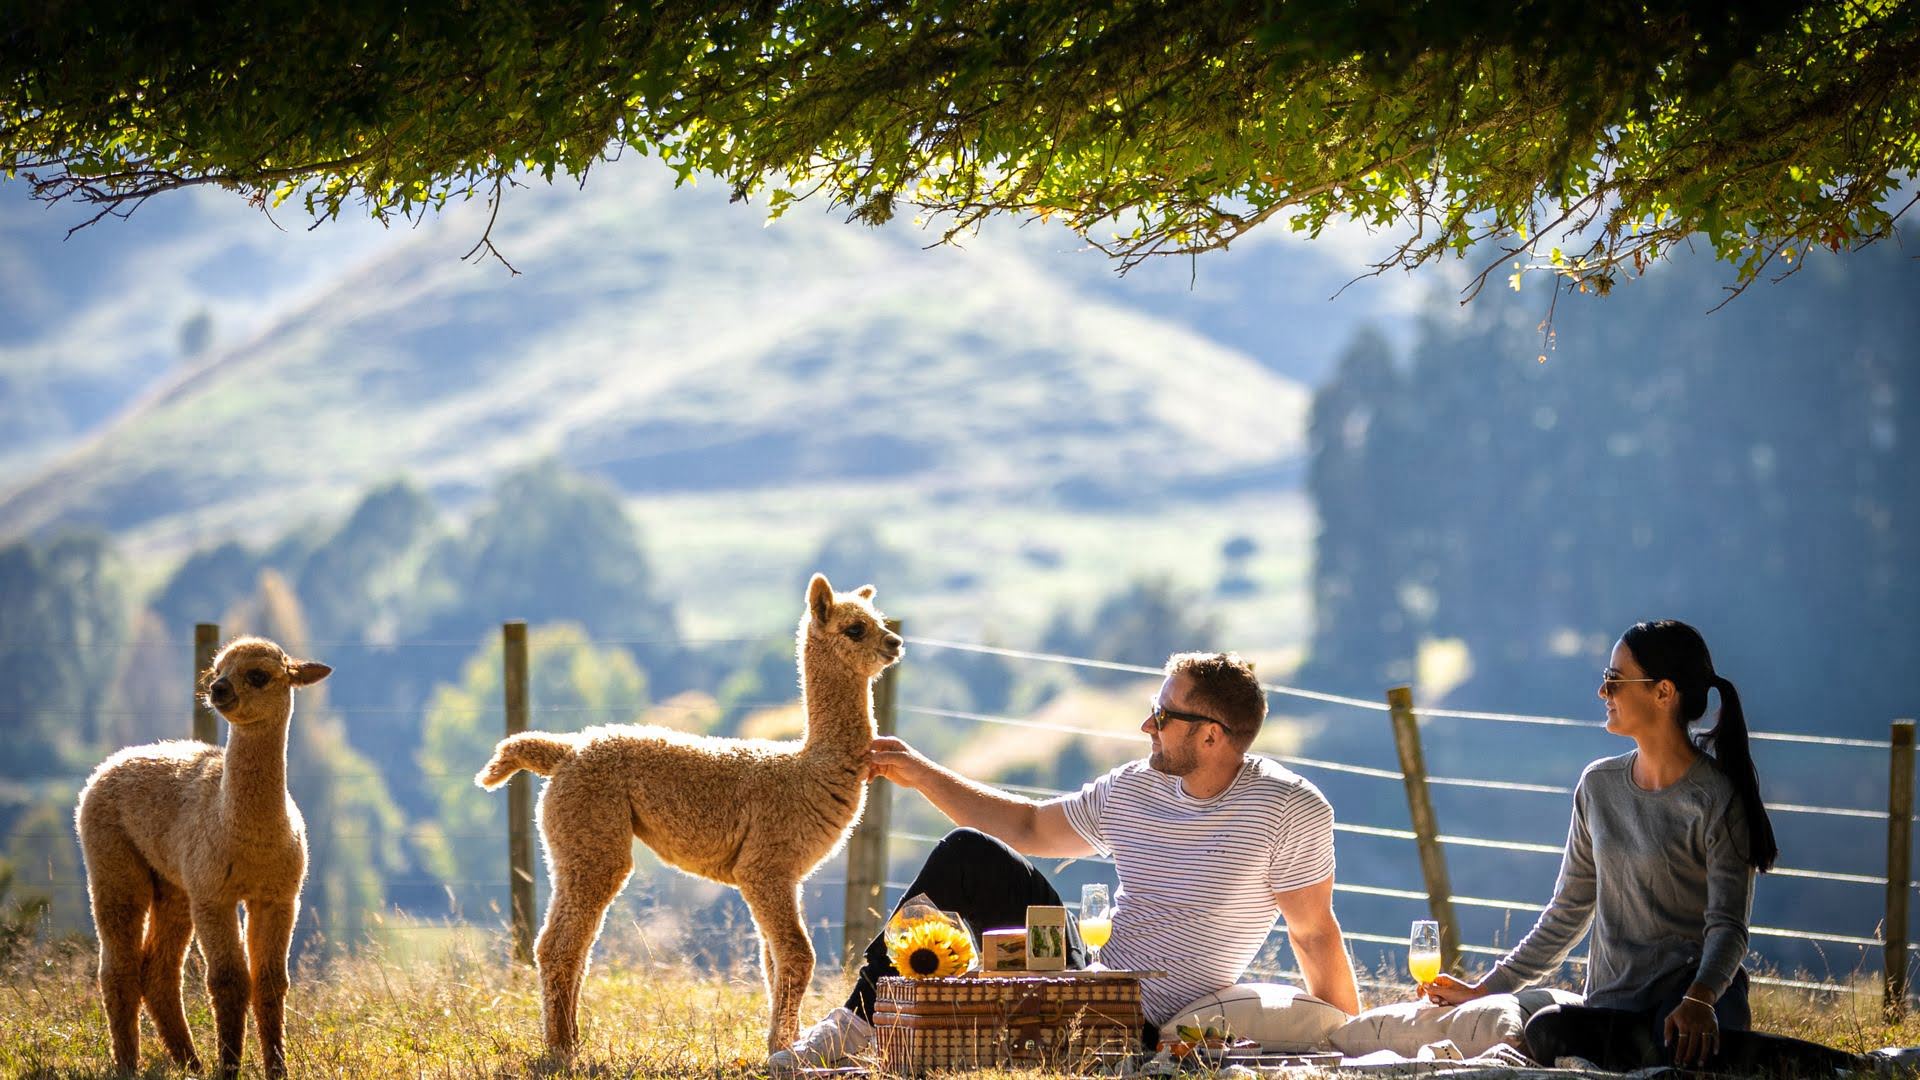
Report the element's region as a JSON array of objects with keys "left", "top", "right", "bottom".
[
  {"left": 6, "top": 933, "right": 1918, "bottom": 1078},
  {"left": 1749, "top": 975, "right": 1920, "bottom": 1057},
  {"left": 1, "top": 931, "right": 789, "bottom": 1079}
]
